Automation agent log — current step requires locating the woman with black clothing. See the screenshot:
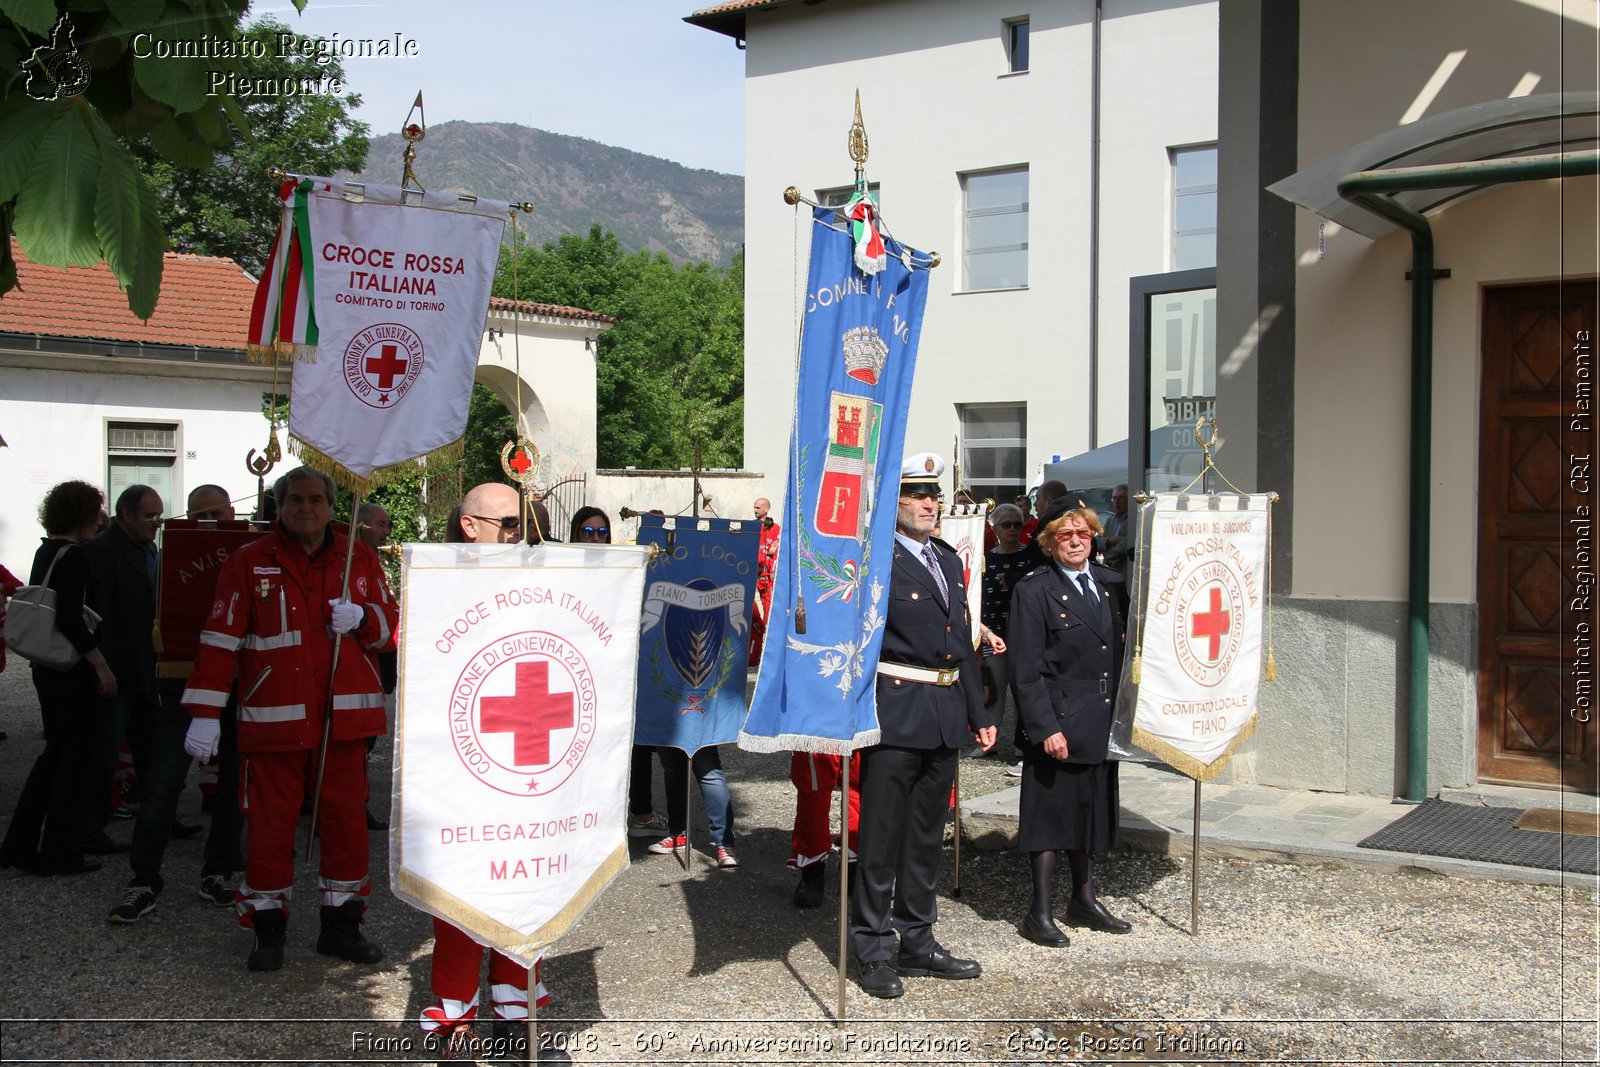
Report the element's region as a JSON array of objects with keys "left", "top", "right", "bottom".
[
  {"left": 1008, "top": 500, "right": 1133, "bottom": 947},
  {"left": 0, "top": 480, "right": 118, "bottom": 875},
  {"left": 978, "top": 502, "right": 1035, "bottom": 766}
]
